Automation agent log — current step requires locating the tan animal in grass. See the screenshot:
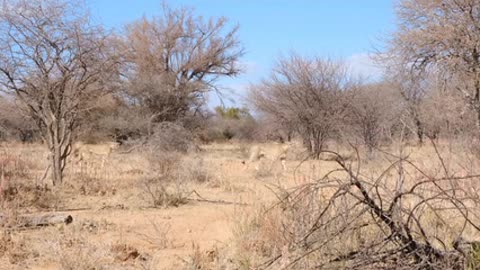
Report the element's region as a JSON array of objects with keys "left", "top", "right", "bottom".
[
  {"left": 72, "top": 142, "right": 120, "bottom": 174},
  {"left": 247, "top": 142, "right": 292, "bottom": 171}
]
